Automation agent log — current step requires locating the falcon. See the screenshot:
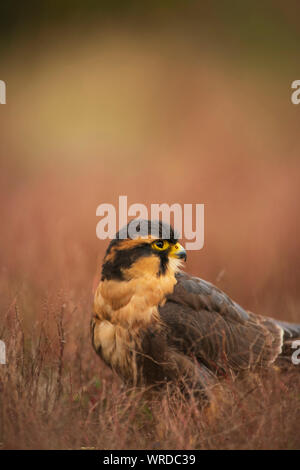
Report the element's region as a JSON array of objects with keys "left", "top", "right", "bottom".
[{"left": 91, "top": 220, "right": 300, "bottom": 402}]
